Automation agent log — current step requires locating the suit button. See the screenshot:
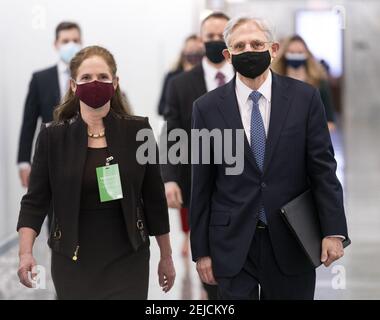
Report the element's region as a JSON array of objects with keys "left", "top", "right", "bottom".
[{"left": 261, "top": 182, "right": 267, "bottom": 188}]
